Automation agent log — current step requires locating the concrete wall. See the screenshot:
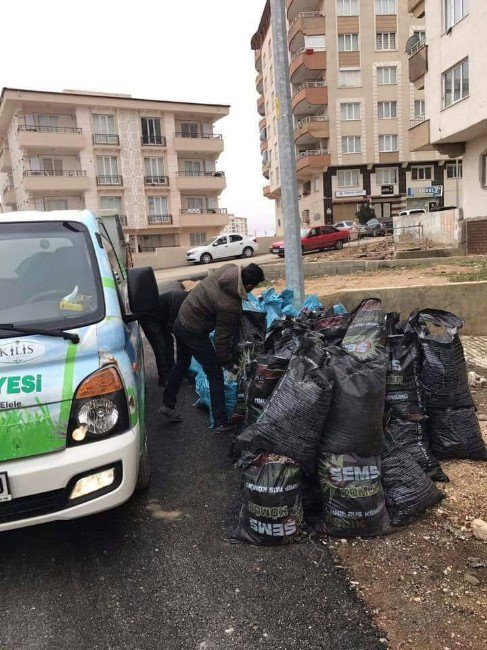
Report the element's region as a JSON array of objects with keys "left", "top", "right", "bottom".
[
  {"left": 393, "top": 208, "right": 462, "bottom": 245},
  {"left": 319, "top": 280, "right": 487, "bottom": 335}
]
